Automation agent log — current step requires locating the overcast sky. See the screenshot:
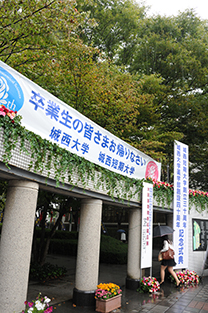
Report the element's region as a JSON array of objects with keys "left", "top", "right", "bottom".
[{"left": 143, "top": 0, "right": 208, "bottom": 20}]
